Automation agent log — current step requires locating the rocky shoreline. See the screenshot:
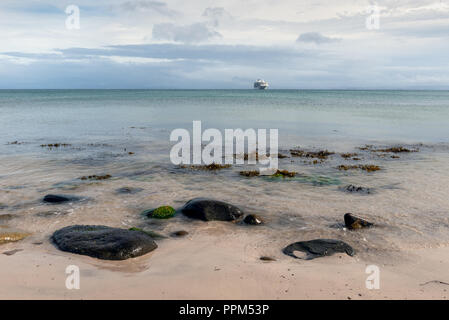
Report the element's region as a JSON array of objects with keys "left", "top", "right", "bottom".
[{"left": 0, "top": 143, "right": 429, "bottom": 262}]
